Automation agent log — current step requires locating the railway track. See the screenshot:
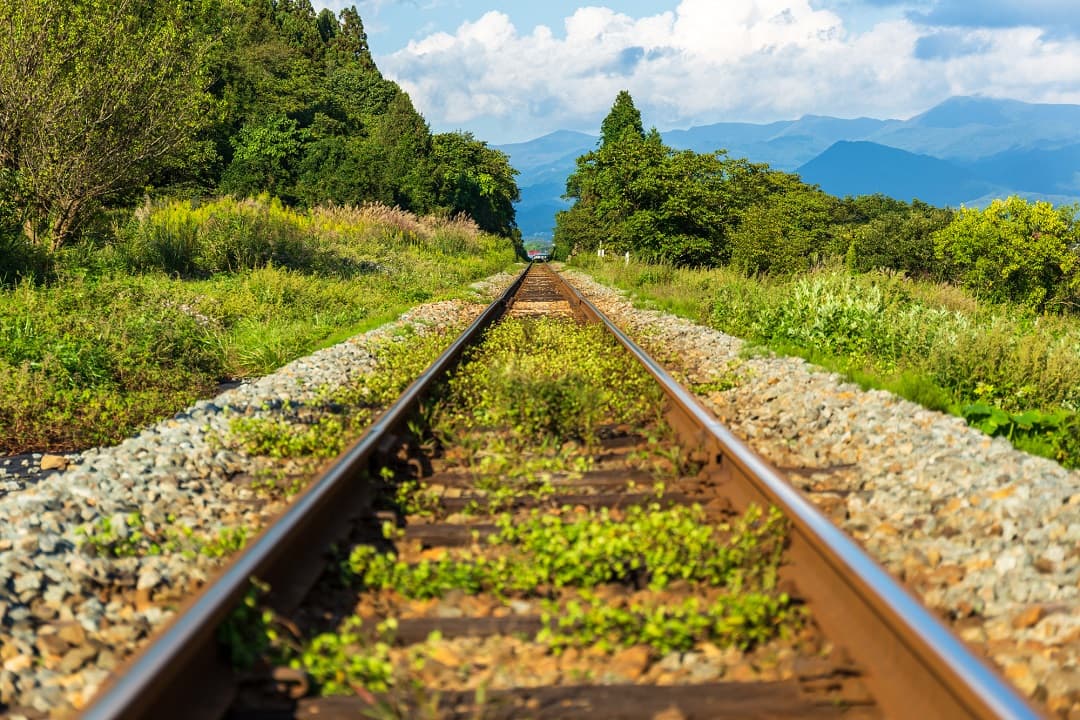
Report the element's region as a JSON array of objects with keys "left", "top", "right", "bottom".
[{"left": 81, "top": 263, "right": 1040, "bottom": 719}]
